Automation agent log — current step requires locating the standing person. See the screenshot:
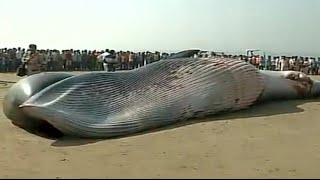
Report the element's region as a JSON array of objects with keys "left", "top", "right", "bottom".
[
  {"left": 124, "top": 51, "right": 129, "bottom": 70},
  {"left": 146, "top": 52, "right": 154, "bottom": 65},
  {"left": 90, "top": 50, "right": 98, "bottom": 71},
  {"left": 46, "top": 50, "right": 53, "bottom": 71},
  {"left": 279, "top": 56, "right": 285, "bottom": 71},
  {"left": 97, "top": 51, "right": 106, "bottom": 71},
  {"left": 15, "top": 47, "right": 23, "bottom": 70},
  {"left": 72, "top": 50, "right": 78, "bottom": 71},
  {"left": 141, "top": 52, "right": 146, "bottom": 67},
  {"left": 309, "top": 57, "right": 316, "bottom": 75},
  {"left": 65, "top": 50, "right": 73, "bottom": 71},
  {"left": 120, "top": 51, "right": 126, "bottom": 70},
  {"left": 2, "top": 49, "right": 8, "bottom": 72},
  {"left": 293, "top": 57, "right": 299, "bottom": 72},
  {"left": 128, "top": 52, "right": 135, "bottom": 70},
  {"left": 281, "top": 56, "right": 289, "bottom": 71},
  {"left": 154, "top": 51, "right": 161, "bottom": 62},
  {"left": 316, "top": 57, "right": 320, "bottom": 75},
  {"left": 95, "top": 51, "right": 103, "bottom": 71},
  {"left": 289, "top": 56, "right": 295, "bottom": 71},
  {"left": 0, "top": 49, "right": 5, "bottom": 72},
  {"left": 51, "top": 50, "right": 61, "bottom": 71},
  {"left": 20, "top": 44, "right": 41, "bottom": 76},
  {"left": 81, "top": 50, "right": 89, "bottom": 71},
  {"left": 106, "top": 50, "right": 117, "bottom": 72},
  {"left": 61, "top": 50, "right": 66, "bottom": 70},
  {"left": 259, "top": 56, "right": 265, "bottom": 70},
  {"left": 255, "top": 55, "right": 260, "bottom": 69},
  {"left": 298, "top": 57, "right": 304, "bottom": 72},
  {"left": 302, "top": 57, "right": 310, "bottom": 75},
  {"left": 270, "top": 56, "right": 275, "bottom": 71},
  {"left": 277, "top": 56, "right": 281, "bottom": 71},
  {"left": 266, "top": 55, "right": 272, "bottom": 70},
  {"left": 76, "top": 50, "right": 82, "bottom": 71},
  {"left": 38, "top": 50, "right": 47, "bottom": 71},
  {"left": 136, "top": 52, "right": 142, "bottom": 68},
  {"left": 88, "top": 51, "right": 94, "bottom": 71},
  {"left": 250, "top": 55, "right": 256, "bottom": 67},
  {"left": 161, "top": 52, "right": 169, "bottom": 60},
  {"left": 6, "top": 49, "right": 14, "bottom": 72}
]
